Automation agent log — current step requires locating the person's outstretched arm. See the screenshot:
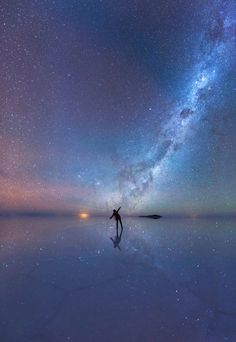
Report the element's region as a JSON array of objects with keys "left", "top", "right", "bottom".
[
  {"left": 117, "top": 207, "right": 121, "bottom": 212},
  {"left": 110, "top": 213, "right": 114, "bottom": 219}
]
